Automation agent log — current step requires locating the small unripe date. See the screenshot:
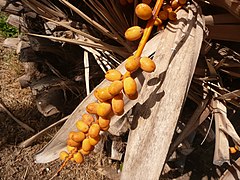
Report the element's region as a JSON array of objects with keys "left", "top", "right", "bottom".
[
  {"left": 125, "top": 26, "right": 143, "bottom": 41},
  {"left": 105, "top": 69, "right": 122, "bottom": 81},
  {"left": 123, "top": 77, "right": 137, "bottom": 96},
  {"left": 125, "top": 56, "right": 140, "bottom": 72},
  {"left": 73, "top": 152, "right": 84, "bottom": 163},
  {"left": 89, "top": 124, "right": 100, "bottom": 138},
  {"left": 112, "top": 94, "right": 124, "bottom": 115},
  {"left": 140, "top": 57, "right": 156, "bottom": 72},
  {"left": 108, "top": 80, "right": 123, "bottom": 96},
  {"left": 135, "top": 3, "right": 152, "bottom": 20},
  {"left": 97, "top": 102, "right": 112, "bottom": 117}
]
